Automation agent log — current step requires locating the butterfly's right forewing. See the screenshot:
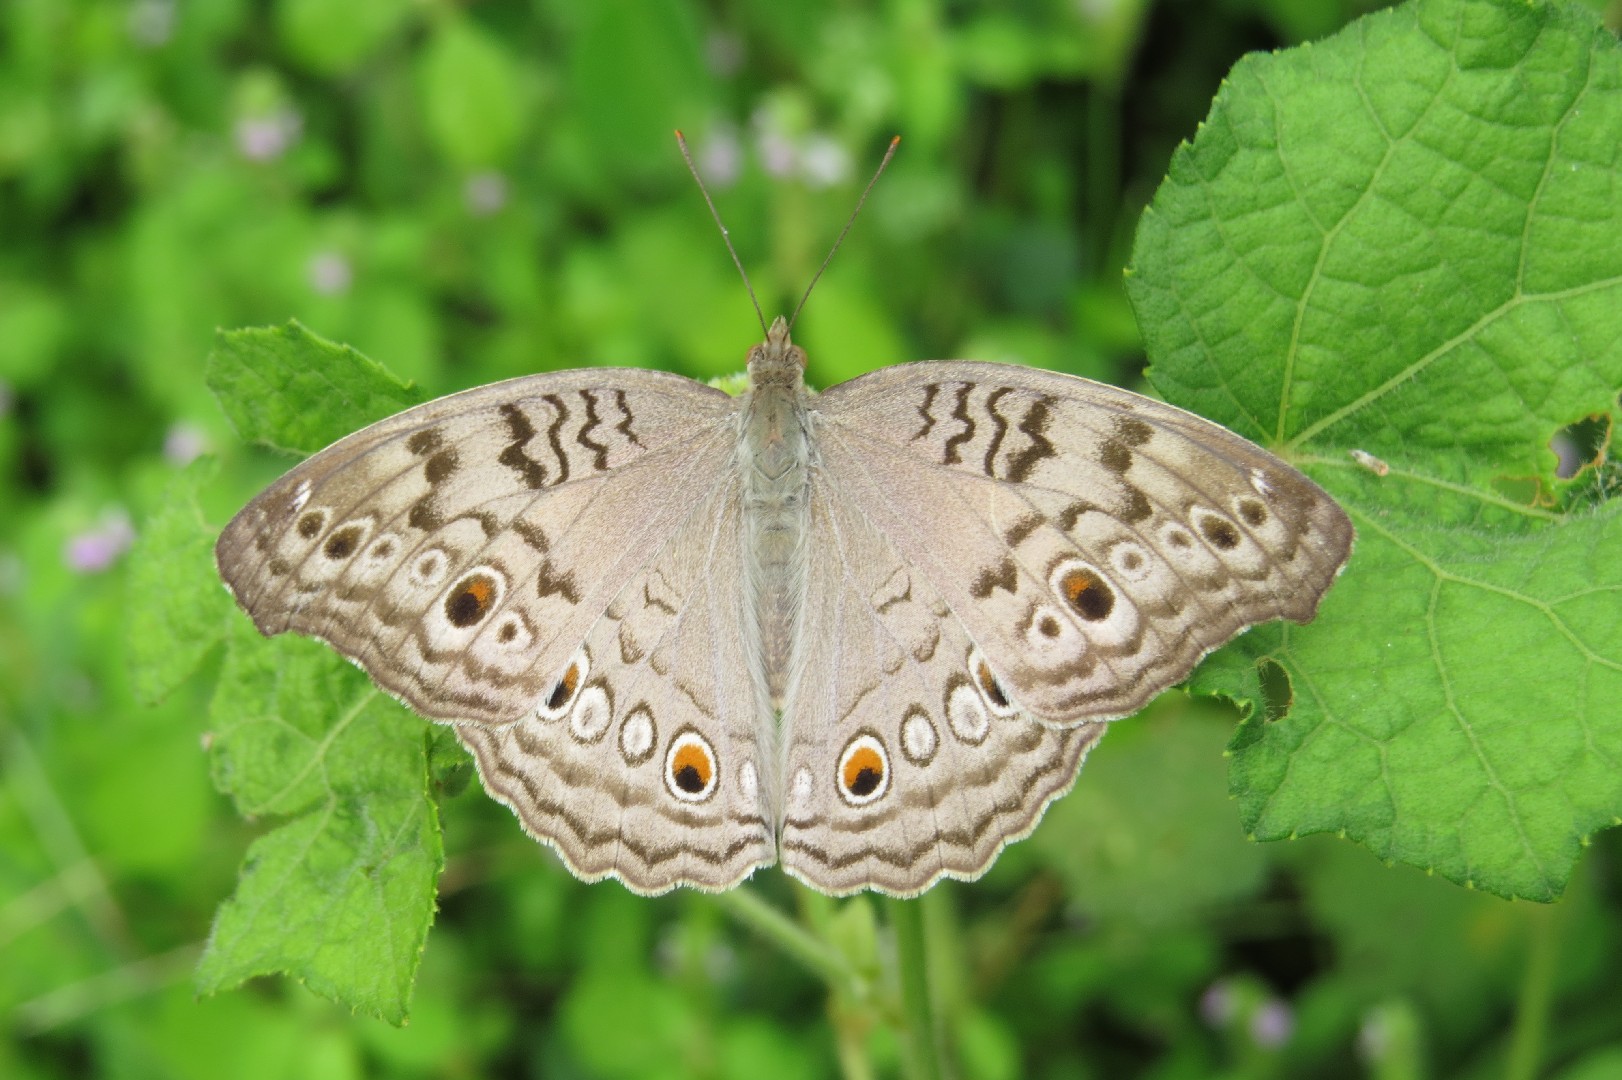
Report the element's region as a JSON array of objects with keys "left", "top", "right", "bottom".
[{"left": 215, "top": 370, "right": 738, "bottom": 727}]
